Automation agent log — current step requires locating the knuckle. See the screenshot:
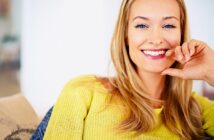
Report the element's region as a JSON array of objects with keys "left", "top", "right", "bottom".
[
  {"left": 175, "top": 47, "right": 180, "bottom": 52},
  {"left": 182, "top": 42, "right": 187, "bottom": 47},
  {"left": 190, "top": 39, "right": 197, "bottom": 43}
]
